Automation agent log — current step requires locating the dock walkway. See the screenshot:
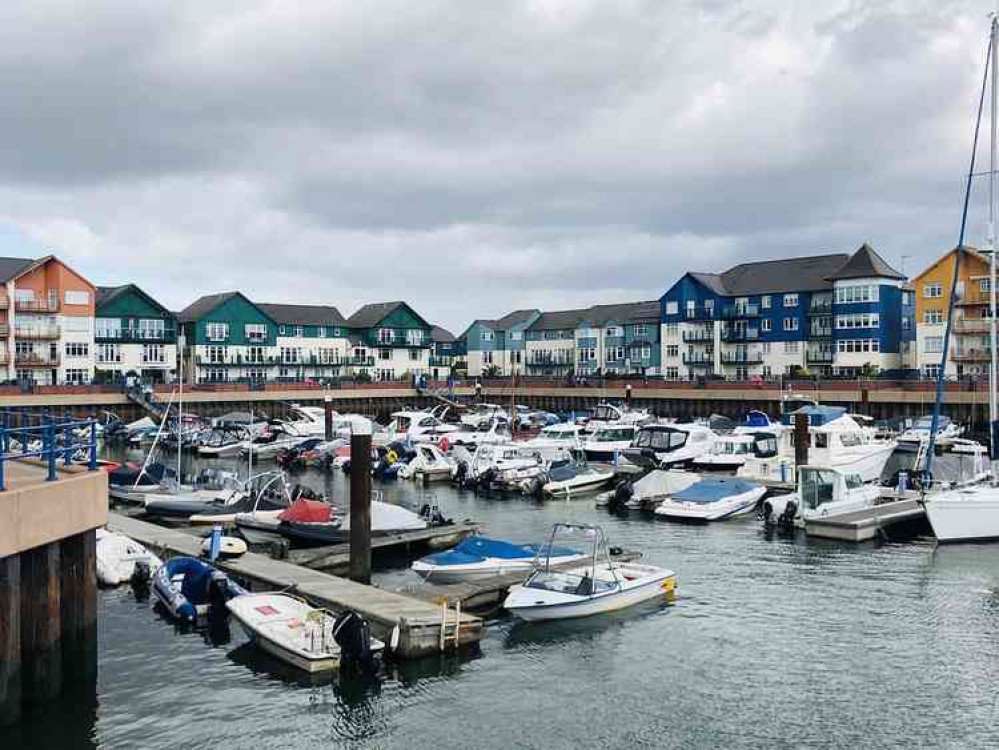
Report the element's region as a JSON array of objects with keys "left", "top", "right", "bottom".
[
  {"left": 106, "top": 512, "right": 481, "bottom": 658},
  {"left": 804, "top": 496, "right": 927, "bottom": 542}
]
